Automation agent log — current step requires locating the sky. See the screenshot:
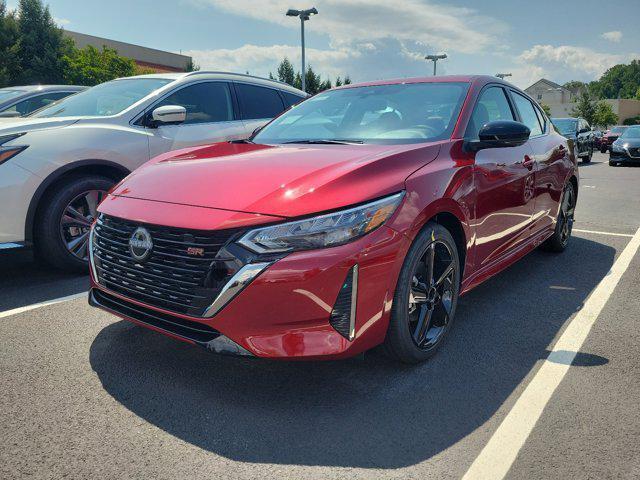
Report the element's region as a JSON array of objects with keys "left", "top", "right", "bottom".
[{"left": 10, "top": 0, "right": 640, "bottom": 89}]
